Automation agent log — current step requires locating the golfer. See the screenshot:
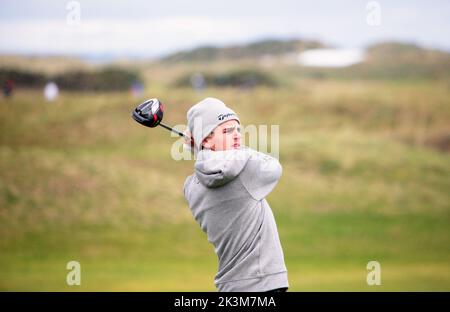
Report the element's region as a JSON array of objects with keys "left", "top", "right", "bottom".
[{"left": 183, "top": 97, "right": 289, "bottom": 292}]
